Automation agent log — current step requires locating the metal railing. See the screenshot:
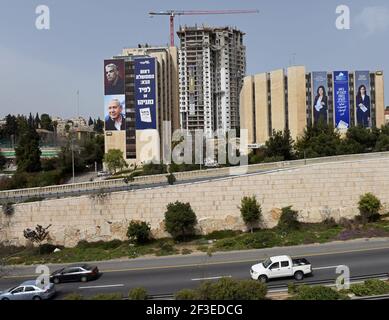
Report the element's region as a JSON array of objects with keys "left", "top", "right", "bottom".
[{"left": 1, "top": 151, "right": 389, "bottom": 202}]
